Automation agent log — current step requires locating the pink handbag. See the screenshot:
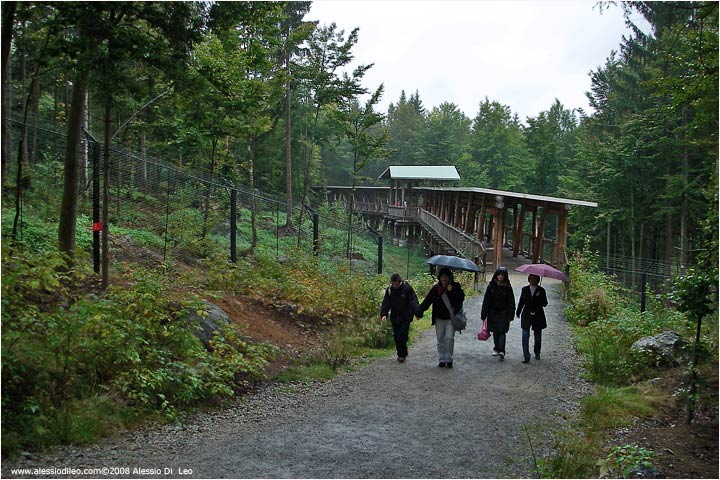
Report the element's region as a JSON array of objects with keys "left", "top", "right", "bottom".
[{"left": 477, "top": 319, "right": 490, "bottom": 341}]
